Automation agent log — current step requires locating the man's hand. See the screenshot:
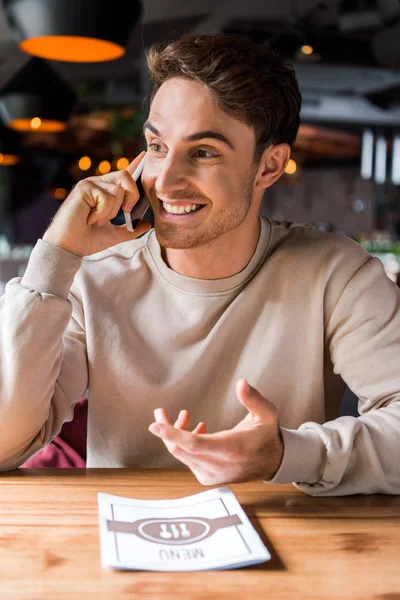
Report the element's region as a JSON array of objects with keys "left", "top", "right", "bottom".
[
  {"left": 148, "top": 378, "right": 284, "bottom": 486},
  {"left": 43, "top": 151, "right": 151, "bottom": 256}
]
